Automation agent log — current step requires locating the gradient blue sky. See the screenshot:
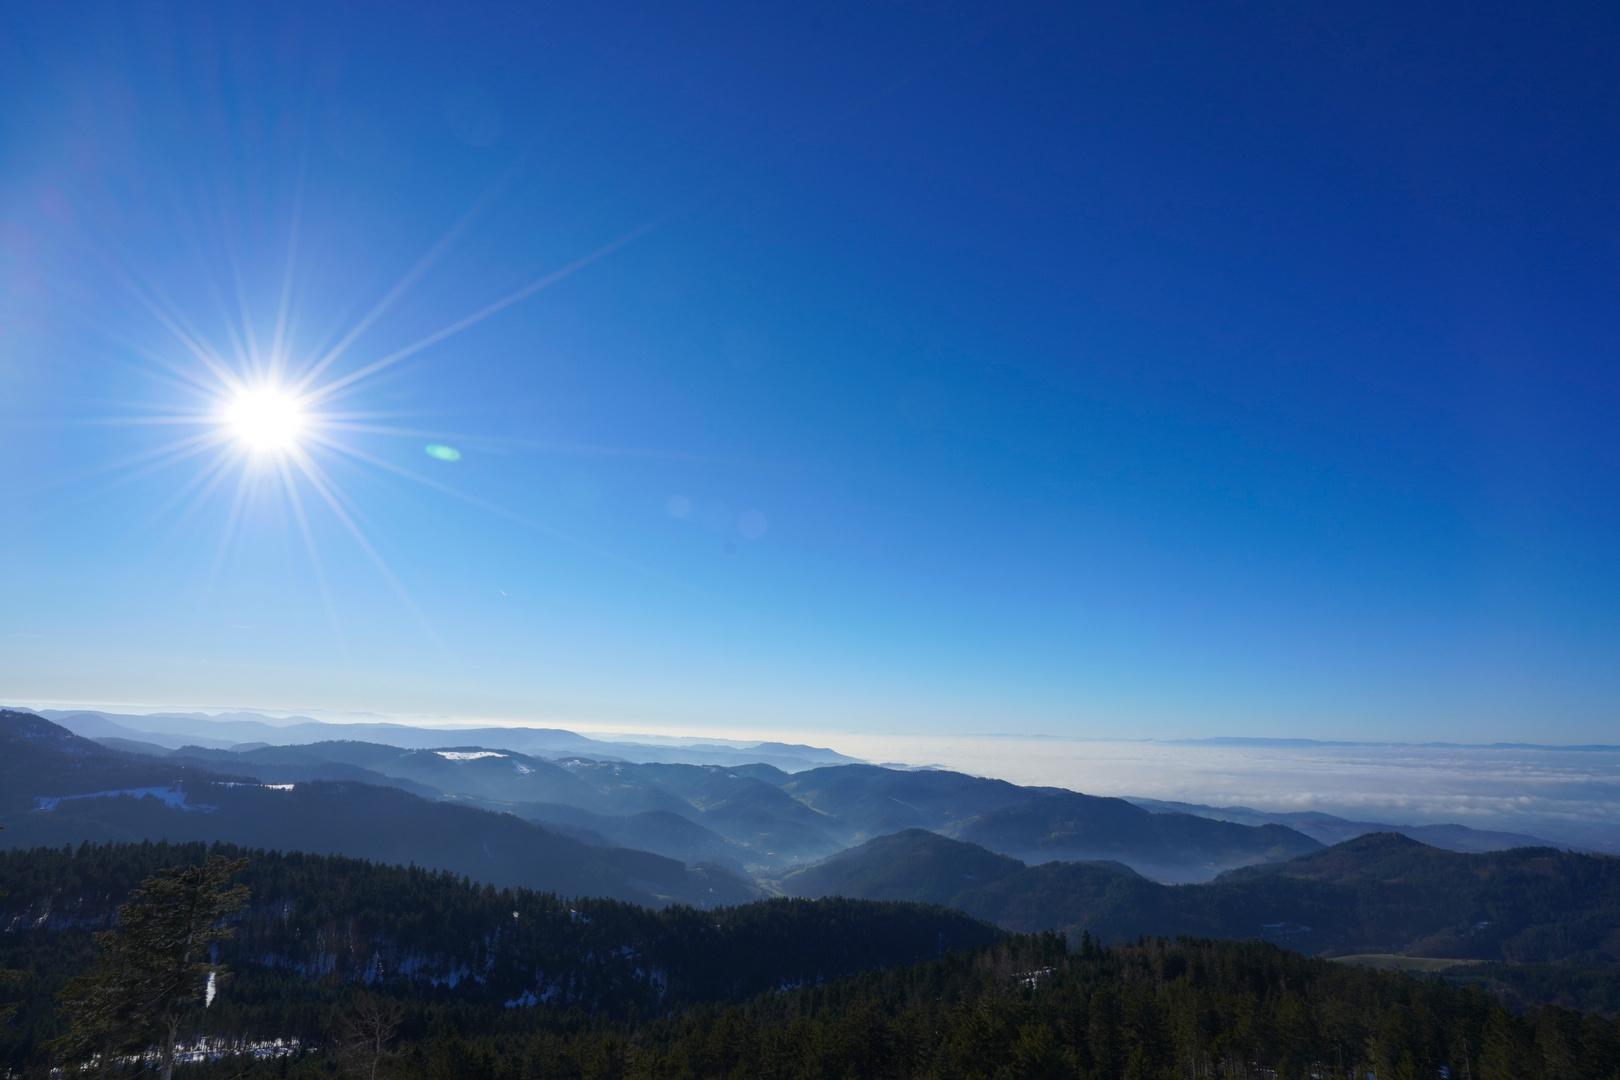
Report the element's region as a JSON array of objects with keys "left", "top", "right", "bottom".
[{"left": 2, "top": 1, "right": 1617, "bottom": 741}]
